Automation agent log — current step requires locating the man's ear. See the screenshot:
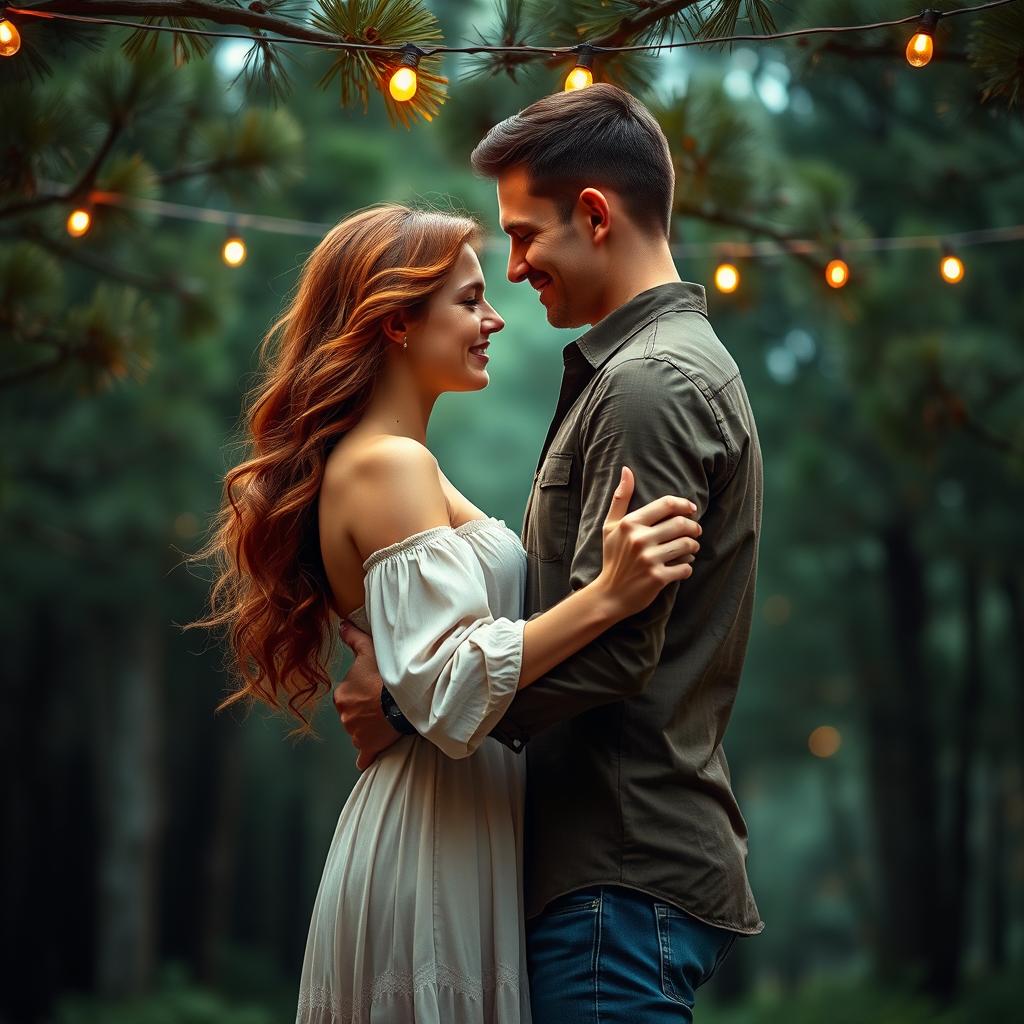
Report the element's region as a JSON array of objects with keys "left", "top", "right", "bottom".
[{"left": 578, "top": 188, "right": 611, "bottom": 245}]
